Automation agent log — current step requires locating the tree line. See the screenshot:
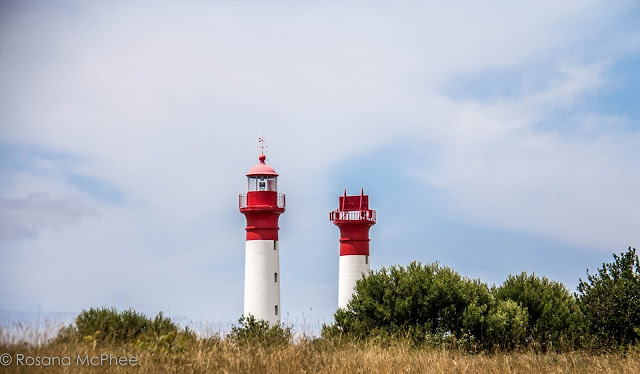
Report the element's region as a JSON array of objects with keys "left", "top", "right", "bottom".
[
  {"left": 322, "top": 246, "right": 640, "bottom": 352},
  {"left": 54, "top": 246, "right": 638, "bottom": 353}
]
